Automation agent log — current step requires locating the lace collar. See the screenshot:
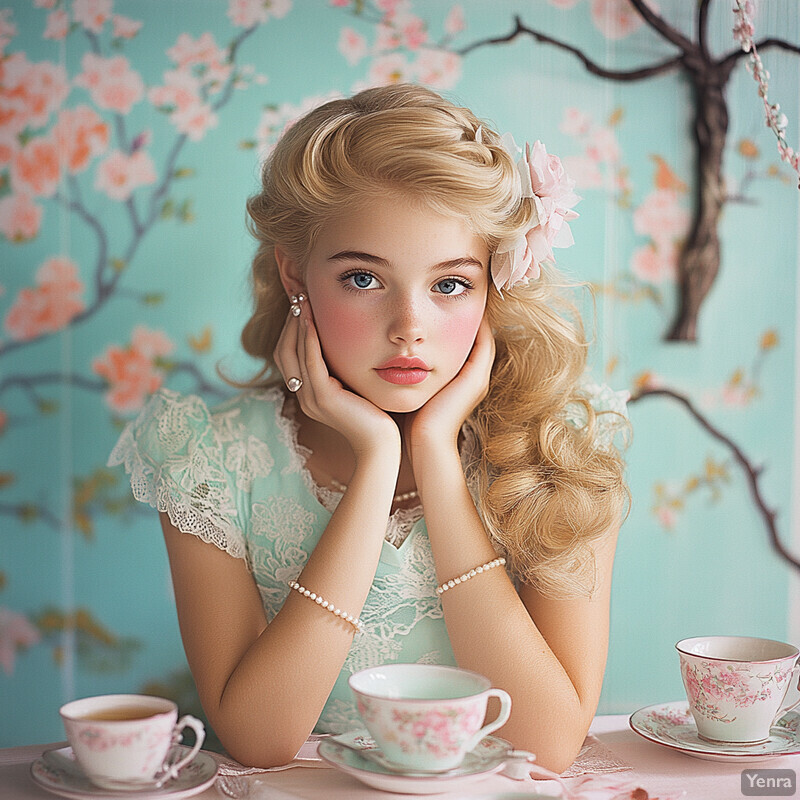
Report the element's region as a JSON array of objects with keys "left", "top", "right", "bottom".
[{"left": 264, "top": 387, "right": 424, "bottom": 549}]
